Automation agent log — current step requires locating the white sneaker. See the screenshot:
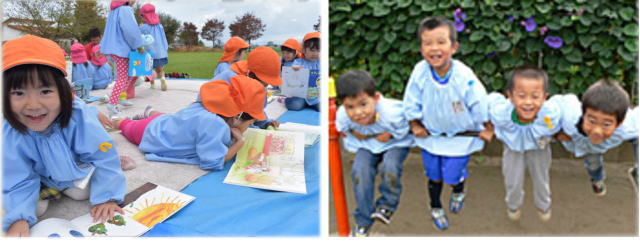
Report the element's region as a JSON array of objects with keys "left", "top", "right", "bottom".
[
  {"left": 507, "top": 208, "right": 521, "bottom": 221},
  {"left": 537, "top": 208, "right": 552, "bottom": 222}
]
